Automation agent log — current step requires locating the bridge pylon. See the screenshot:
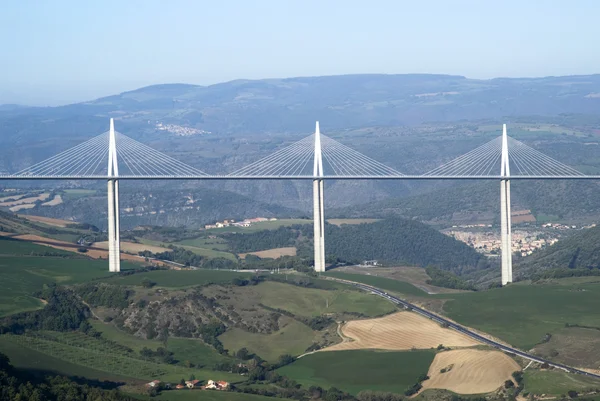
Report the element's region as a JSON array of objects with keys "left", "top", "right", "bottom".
[
  {"left": 107, "top": 118, "right": 121, "bottom": 273},
  {"left": 500, "top": 124, "right": 512, "bottom": 285},
  {"left": 313, "top": 122, "right": 325, "bottom": 272}
]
